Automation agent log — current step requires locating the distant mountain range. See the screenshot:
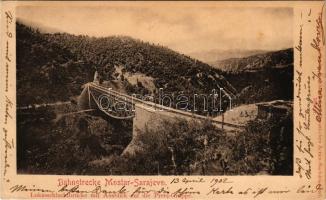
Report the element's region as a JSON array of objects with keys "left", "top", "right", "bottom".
[
  {"left": 188, "top": 49, "right": 270, "bottom": 63},
  {"left": 217, "top": 48, "right": 294, "bottom": 104},
  {"left": 211, "top": 48, "right": 293, "bottom": 73}
]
